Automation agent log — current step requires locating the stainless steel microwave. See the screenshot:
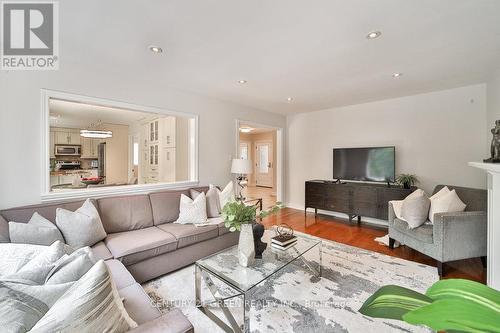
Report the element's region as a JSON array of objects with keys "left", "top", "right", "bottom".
[{"left": 55, "top": 145, "right": 81, "bottom": 156}]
